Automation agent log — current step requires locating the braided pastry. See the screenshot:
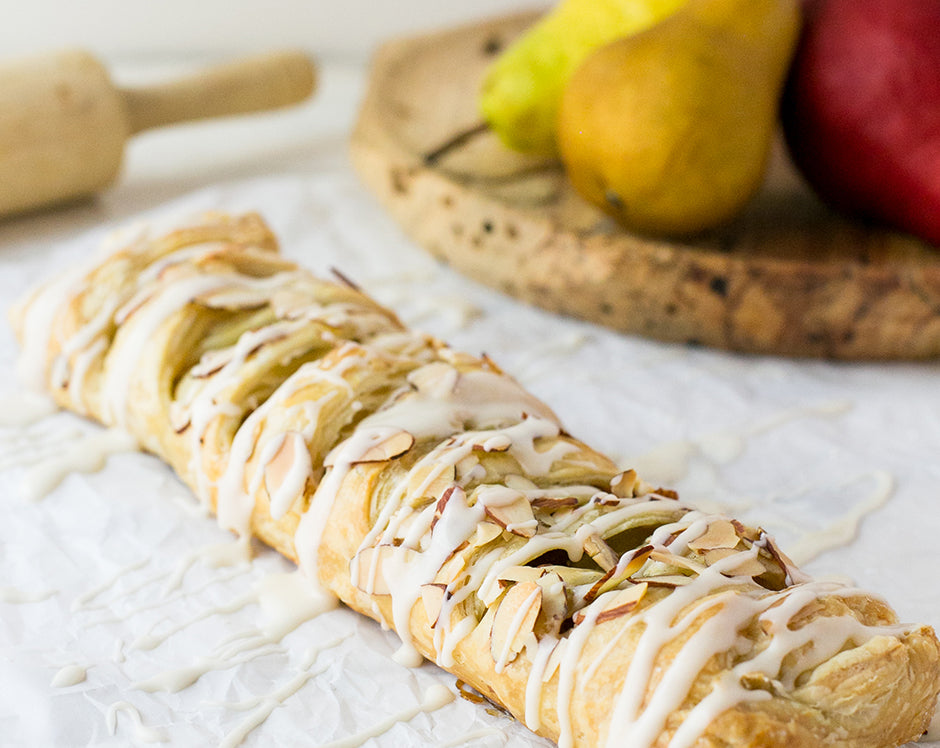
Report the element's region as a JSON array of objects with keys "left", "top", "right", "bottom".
[{"left": 11, "top": 213, "right": 940, "bottom": 747}]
